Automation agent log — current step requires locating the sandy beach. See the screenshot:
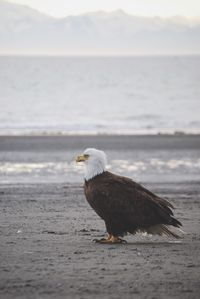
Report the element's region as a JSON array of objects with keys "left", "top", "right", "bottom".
[{"left": 0, "top": 135, "right": 200, "bottom": 299}]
